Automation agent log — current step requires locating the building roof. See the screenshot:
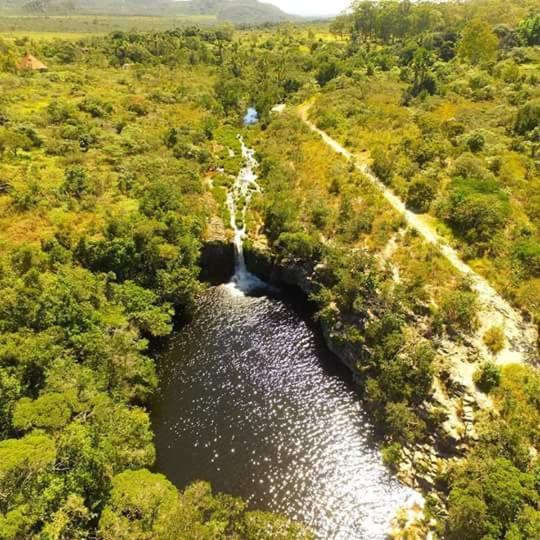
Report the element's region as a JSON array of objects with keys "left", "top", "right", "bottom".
[{"left": 19, "top": 53, "right": 48, "bottom": 72}]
